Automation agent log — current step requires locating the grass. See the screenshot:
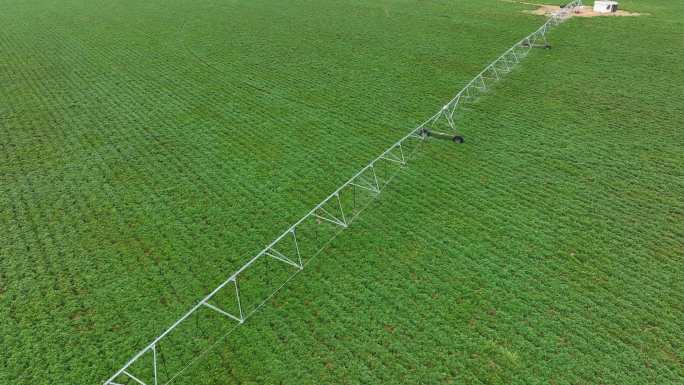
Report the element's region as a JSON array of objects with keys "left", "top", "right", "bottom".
[{"left": 1, "top": 0, "right": 682, "bottom": 384}]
